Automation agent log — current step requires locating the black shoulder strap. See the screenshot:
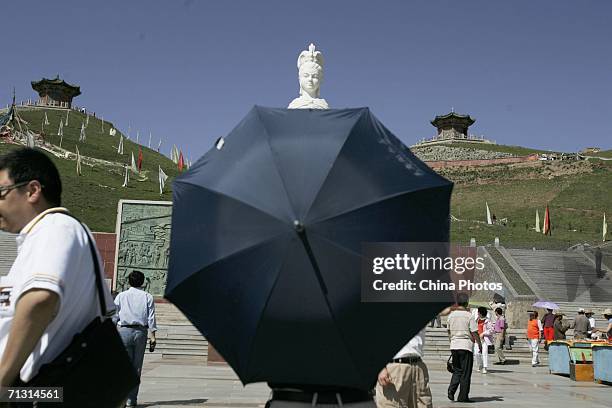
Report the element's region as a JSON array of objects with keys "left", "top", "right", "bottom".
[{"left": 59, "top": 212, "right": 109, "bottom": 317}]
